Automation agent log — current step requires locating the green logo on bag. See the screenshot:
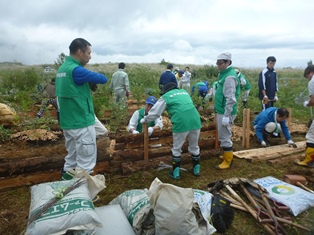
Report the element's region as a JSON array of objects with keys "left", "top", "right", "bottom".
[{"left": 271, "top": 185, "right": 295, "bottom": 195}]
